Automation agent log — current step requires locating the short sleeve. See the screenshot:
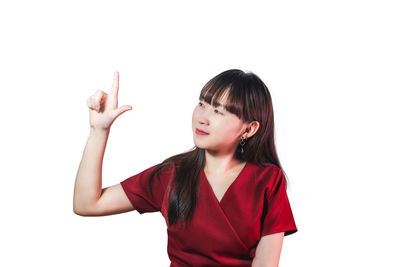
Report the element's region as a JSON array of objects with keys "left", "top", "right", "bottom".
[
  {"left": 120, "top": 163, "right": 173, "bottom": 214},
  {"left": 261, "top": 168, "right": 298, "bottom": 237}
]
